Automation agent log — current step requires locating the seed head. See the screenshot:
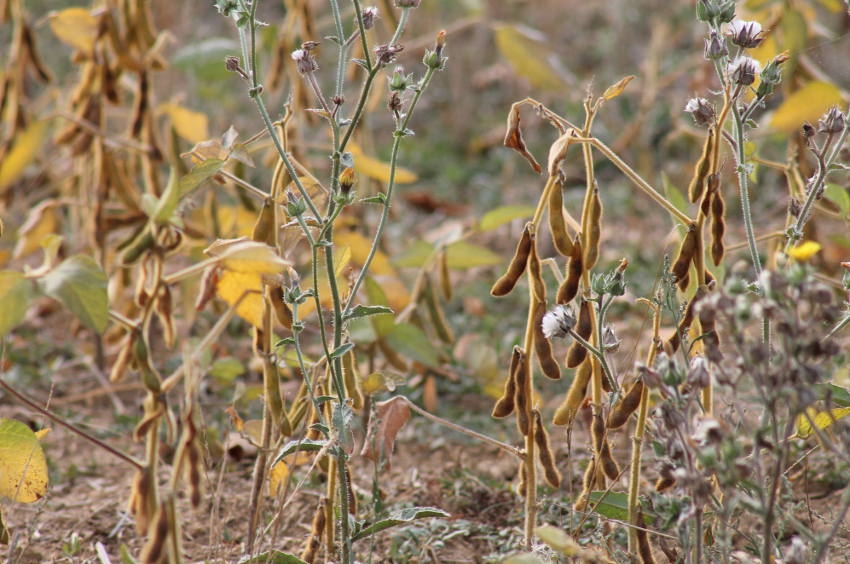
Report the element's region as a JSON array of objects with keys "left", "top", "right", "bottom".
[
  {"left": 684, "top": 97, "right": 716, "bottom": 128},
  {"left": 727, "top": 20, "right": 764, "bottom": 48},
  {"left": 704, "top": 30, "right": 728, "bottom": 60},
  {"left": 728, "top": 56, "right": 760, "bottom": 86},
  {"left": 817, "top": 105, "right": 846, "bottom": 134},
  {"left": 291, "top": 48, "right": 318, "bottom": 74},
  {"left": 375, "top": 43, "right": 404, "bottom": 66},
  {"left": 541, "top": 305, "right": 576, "bottom": 339},
  {"left": 361, "top": 7, "right": 379, "bottom": 30}
]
